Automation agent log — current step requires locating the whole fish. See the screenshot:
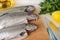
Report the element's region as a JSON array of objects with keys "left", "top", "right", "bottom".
[
  {"left": 0, "top": 23, "right": 28, "bottom": 40},
  {"left": 0, "top": 5, "right": 35, "bottom": 16},
  {"left": 0, "top": 12, "right": 28, "bottom": 29},
  {"left": 0, "top": 23, "right": 37, "bottom": 40}
]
